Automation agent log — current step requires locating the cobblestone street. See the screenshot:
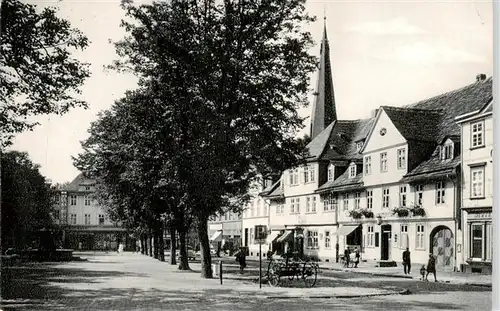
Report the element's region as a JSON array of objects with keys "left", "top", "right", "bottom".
[{"left": 0, "top": 253, "right": 491, "bottom": 310}]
